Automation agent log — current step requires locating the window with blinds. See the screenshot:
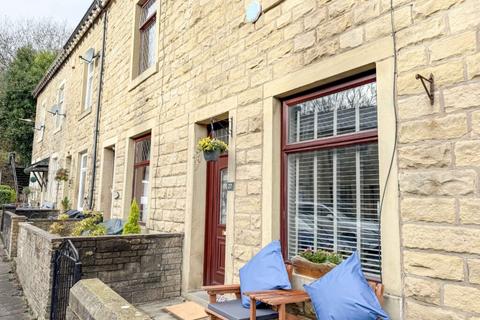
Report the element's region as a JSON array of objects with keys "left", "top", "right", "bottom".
[{"left": 282, "top": 74, "right": 381, "bottom": 279}]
